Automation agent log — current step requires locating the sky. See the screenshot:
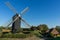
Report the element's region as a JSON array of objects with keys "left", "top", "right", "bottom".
[{"left": 0, "top": 0, "right": 60, "bottom": 28}]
